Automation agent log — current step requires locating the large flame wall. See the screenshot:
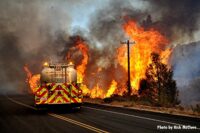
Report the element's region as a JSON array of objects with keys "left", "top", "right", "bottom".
[
  {"left": 117, "top": 19, "right": 170, "bottom": 93},
  {"left": 24, "top": 19, "right": 172, "bottom": 98}
]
